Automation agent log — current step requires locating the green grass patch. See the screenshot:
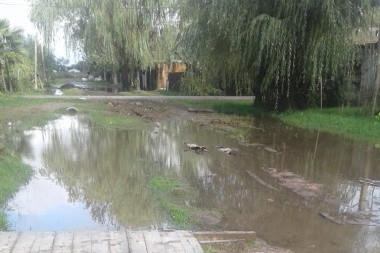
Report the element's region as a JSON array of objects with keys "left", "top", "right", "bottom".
[
  {"left": 81, "top": 102, "right": 149, "bottom": 130},
  {"left": 149, "top": 176, "right": 191, "bottom": 228},
  {"left": 158, "top": 199, "right": 190, "bottom": 229},
  {"left": 149, "top": 176, "right": 181, "bottom": 191},
  {"left": 0, "top": 154, "right": 33, "bottom": 230},
  {"left": 275, "top": 107, "right": 380, "bottom": 141}
]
